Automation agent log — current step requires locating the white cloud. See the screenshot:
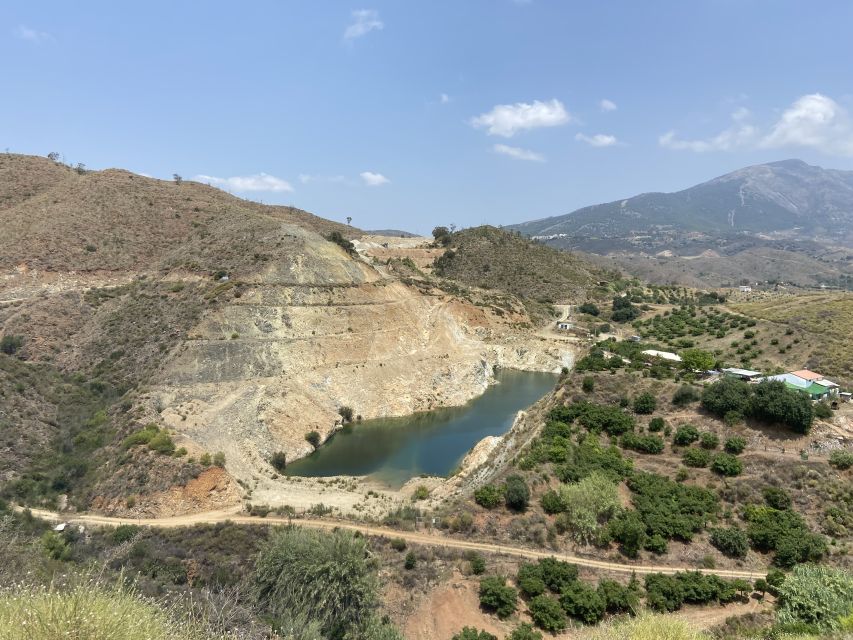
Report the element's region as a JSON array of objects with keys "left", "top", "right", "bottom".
[
  {"left": 659, "top": 108, "right": 757, "bottom": 152},
  {"left": 471, "top": 99, "right": 571, "bottom": 137},
  {"left": 760, "top": 93, "right": 853, "bottom": 156},
  {"left": 440, "top": 93, "right": 451, "bottom": 104},
  {"left": 492, "top": 144, "right": 545, "bottom": 162},
  {"left": 16, "top": 25, "right": 52, "bottom": 43},
  {"left": 299, "top": 173, "right": 347, "bottom": 185},
  {"left": 344, "top": 9, "right": 383, "bottom": 40},
  {"left": 360, "top": 171, "right": 390, "bottom": 186},
  {"left": 194, "top": 173, "right": 293, "bottom": 192},
  {"left": 599, "top": 99, "right": 617, "bottom": 112},
  {"left": 575, "top": 133, "right": 619, "bottom": 147}
]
